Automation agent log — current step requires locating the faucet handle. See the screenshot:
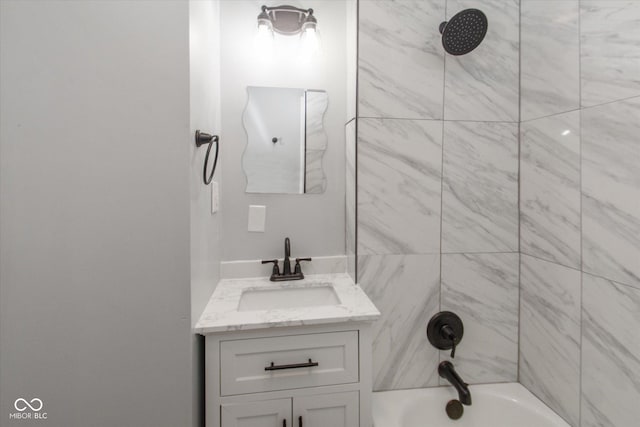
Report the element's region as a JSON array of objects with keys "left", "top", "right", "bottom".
[
  {"left": 441, "top": 324, "right": 457, "bottom": 358},
  {"left": 262, "top": 259, "right": 280, "bottom": 280},
  {"left": 450, "top": 340, "right": 457, "bottom": 358},
  {"left": 294, "top": 258, "right": 312, "bottom": 275}
]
